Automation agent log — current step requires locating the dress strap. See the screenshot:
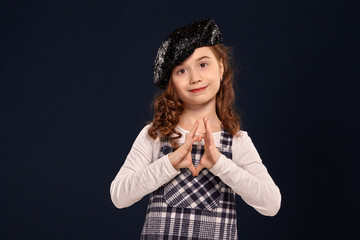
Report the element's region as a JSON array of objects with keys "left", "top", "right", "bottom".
[{"left": 219, "top": 129, "right": 233, "bottom": 159}]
